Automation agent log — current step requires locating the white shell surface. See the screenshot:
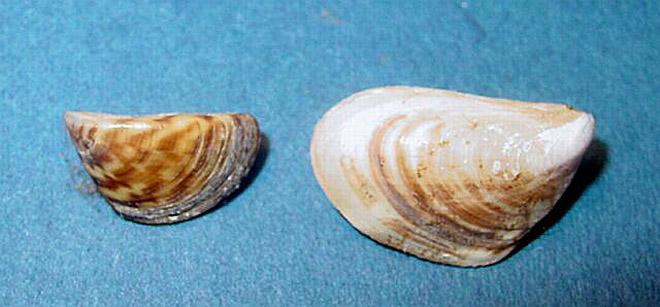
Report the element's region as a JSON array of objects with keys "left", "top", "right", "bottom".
[{"left": 311, "top": 86, "right": 595, "bottom": 266}]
